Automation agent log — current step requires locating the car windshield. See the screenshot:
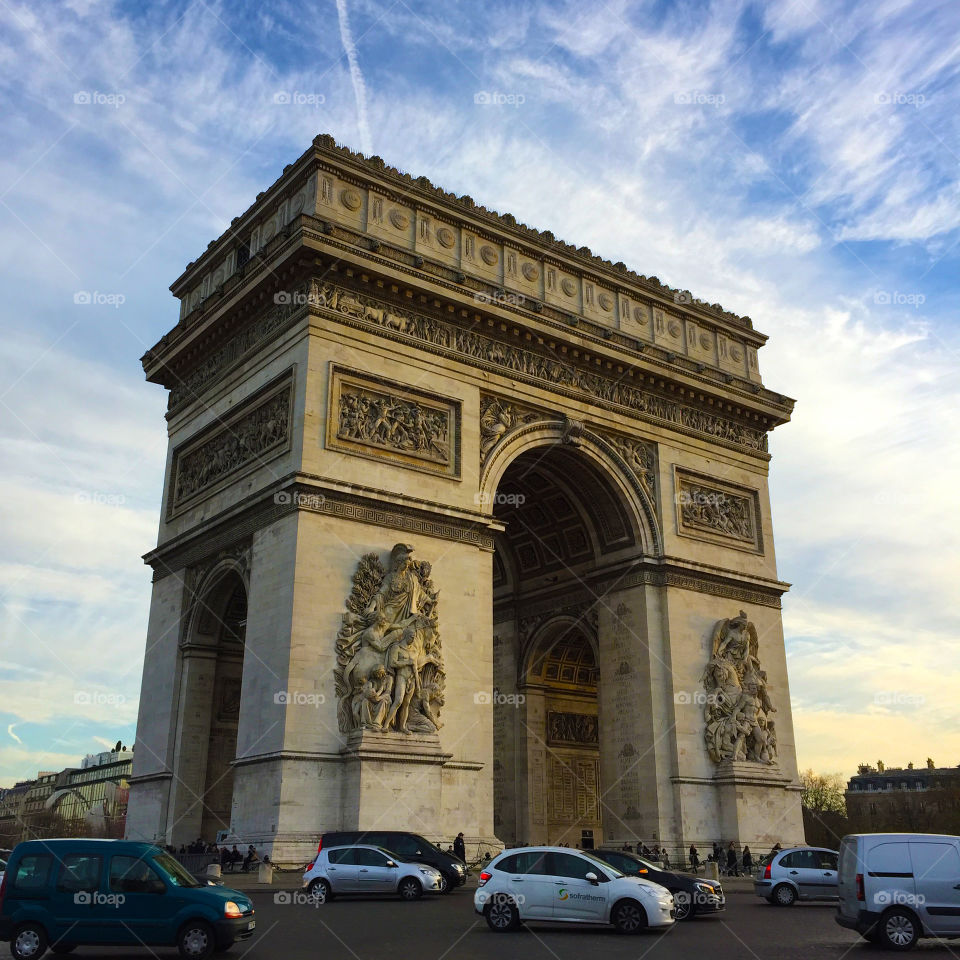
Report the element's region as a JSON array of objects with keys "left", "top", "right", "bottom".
[
  {"left": 579, "top": 851, "right": 624, "bottom": 878},
  {"left": 152, "top": 852, "right": 201, "bottom": 887}
]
